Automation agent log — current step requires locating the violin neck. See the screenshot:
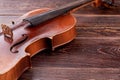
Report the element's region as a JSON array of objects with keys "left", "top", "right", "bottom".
[{"left": 24, "top": 0, "right": 93, "bottom": 26}]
